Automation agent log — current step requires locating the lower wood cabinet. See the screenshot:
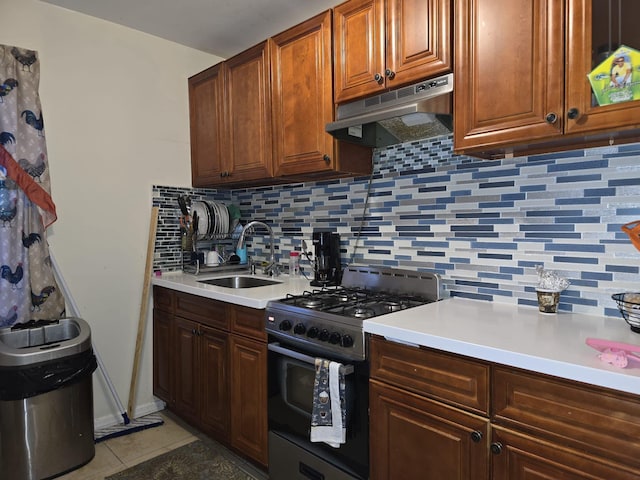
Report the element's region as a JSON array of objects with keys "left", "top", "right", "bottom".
[
  {"left": 172, "top": 318, "right": 229, "bottom": 440},
  {"left": 369, "top": 335, "right": 640, "bottom": 480},
  {"left": 491, "top": 427, "right": 639, "bottom": 480},
  {"left": 370, "top": 379, "right": 489, "bottom": 480},
  {"left": 230, "top": 335, "right": 268, "bottom": 466},
  {"left": 152, "top": 307, "right": 172, "bottom": 403},
  {"left": 152, "top": 286, "right": 267, "bottom": 468}
]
